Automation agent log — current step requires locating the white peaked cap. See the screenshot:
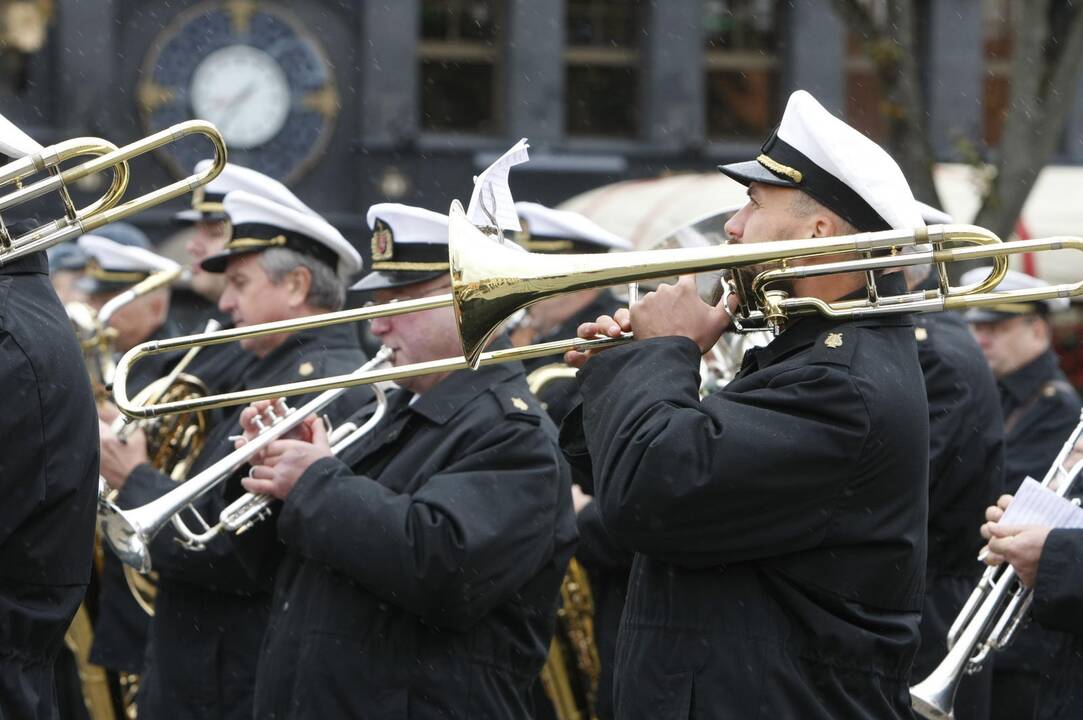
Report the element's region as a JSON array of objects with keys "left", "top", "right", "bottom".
[
  {"left": 0, "top": 112, "right": 41, "bottom": 159},
  {"left": 176, "top": 160, "right": 315, "bottom": 223},
  {"left": 209, "top": 190, "right": 361, "bottom": 277},
  {"left": 351, "top": 203, "right": 452, "bottom": 292},
  {"left": 78, "top": 234, "right": 180, "bottom": 273},
  {"left": 720, "top": 90, "right": 923, "bottom": 232},
  {"left": 514, "top": 202, "right": 631, "bottom": 251},
  {"left": 365, "top": 203, "right": 449, "bottom": 244},
  {"left": 960, "top": 267, "right": 1069, "bottom": 317},
  {"left": 195, "top": 160, "right": 315, "bottom": 216},
  {"left": 916, "top": 201, "right": 952, "bottom": 226}
]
